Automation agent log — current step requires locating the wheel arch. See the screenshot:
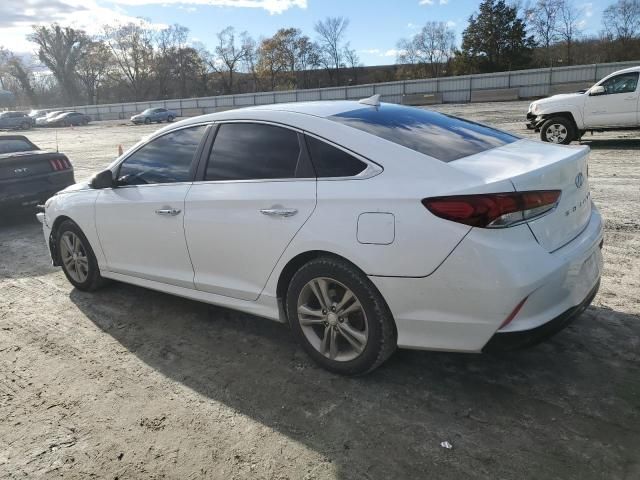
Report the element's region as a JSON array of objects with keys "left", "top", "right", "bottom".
[
  {"left": 275, "top": 250, "right": 397, "bottom": 338},
  {"left": 541, "top": 111, "right": 579, "bottom": 130}
]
